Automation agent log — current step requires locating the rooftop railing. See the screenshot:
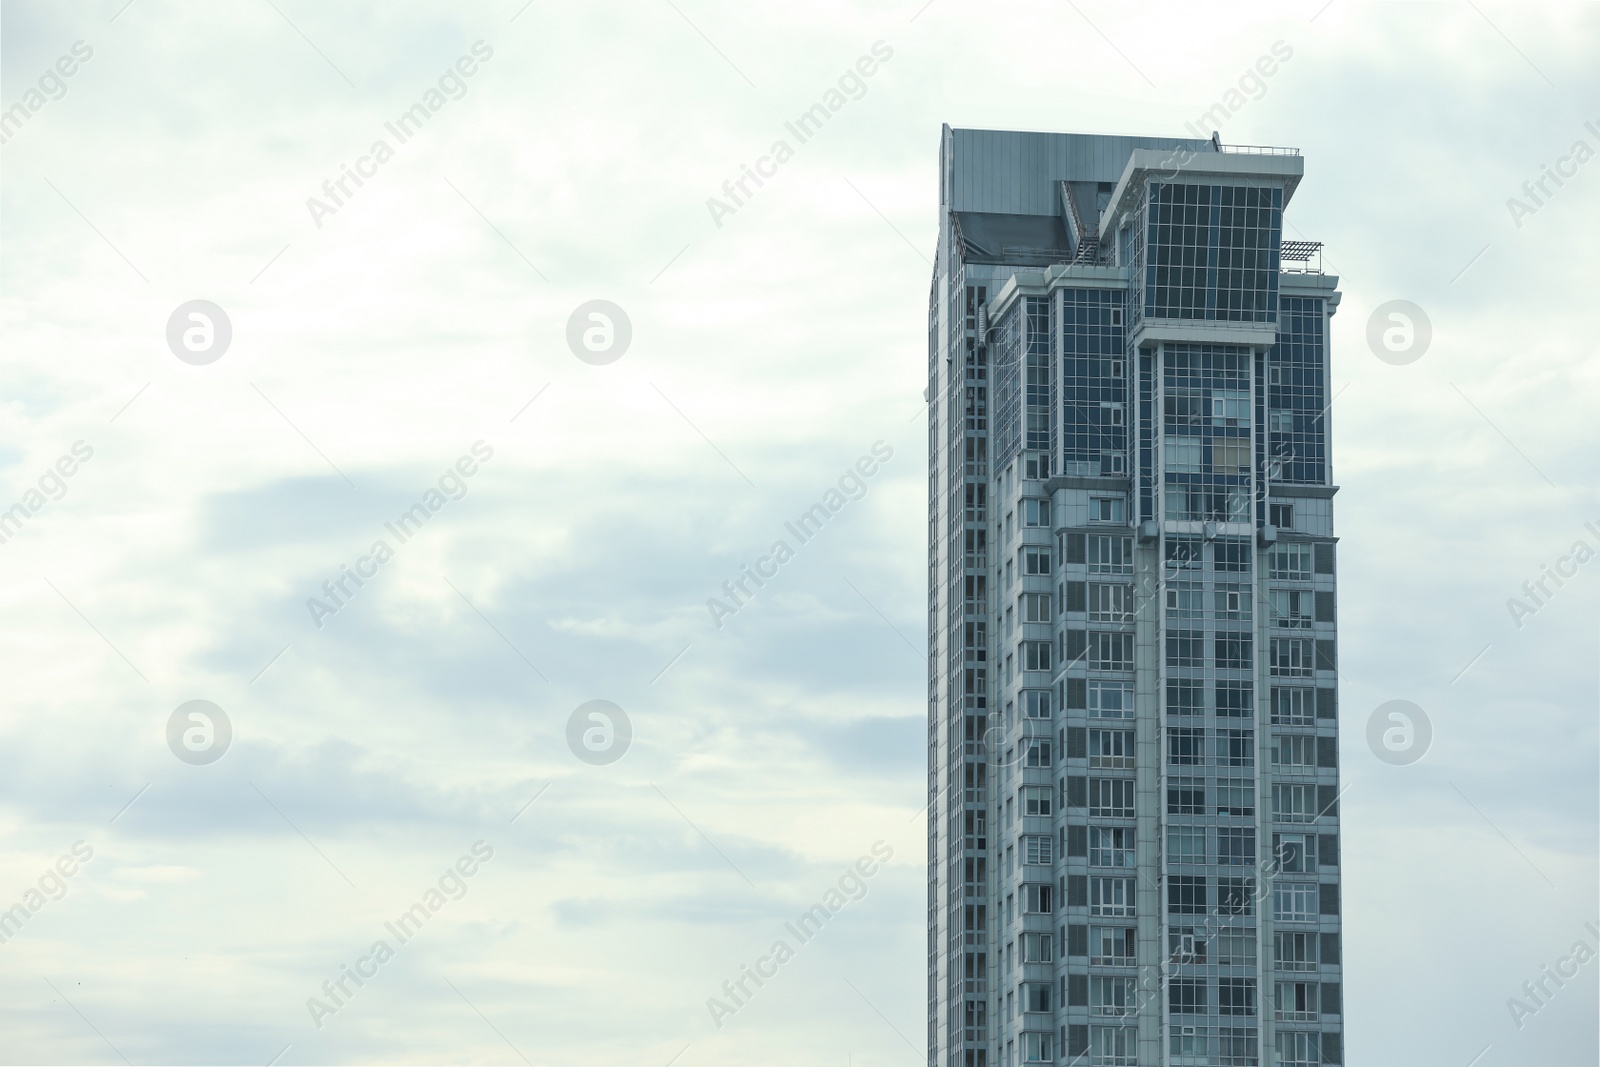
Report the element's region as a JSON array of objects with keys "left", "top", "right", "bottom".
[{"left": 1219, "top": 143, "right": 1301, "bottom": 156}]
